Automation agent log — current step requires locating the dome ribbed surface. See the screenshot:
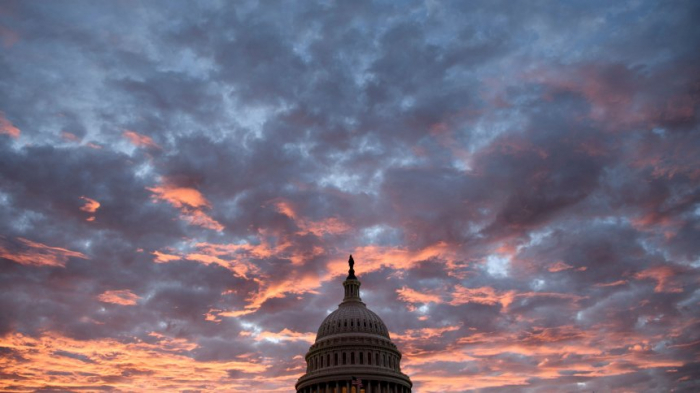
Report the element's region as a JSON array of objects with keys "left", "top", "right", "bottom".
[{"left": 316, "top": 303, "right": 390, "bottom": 340}]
